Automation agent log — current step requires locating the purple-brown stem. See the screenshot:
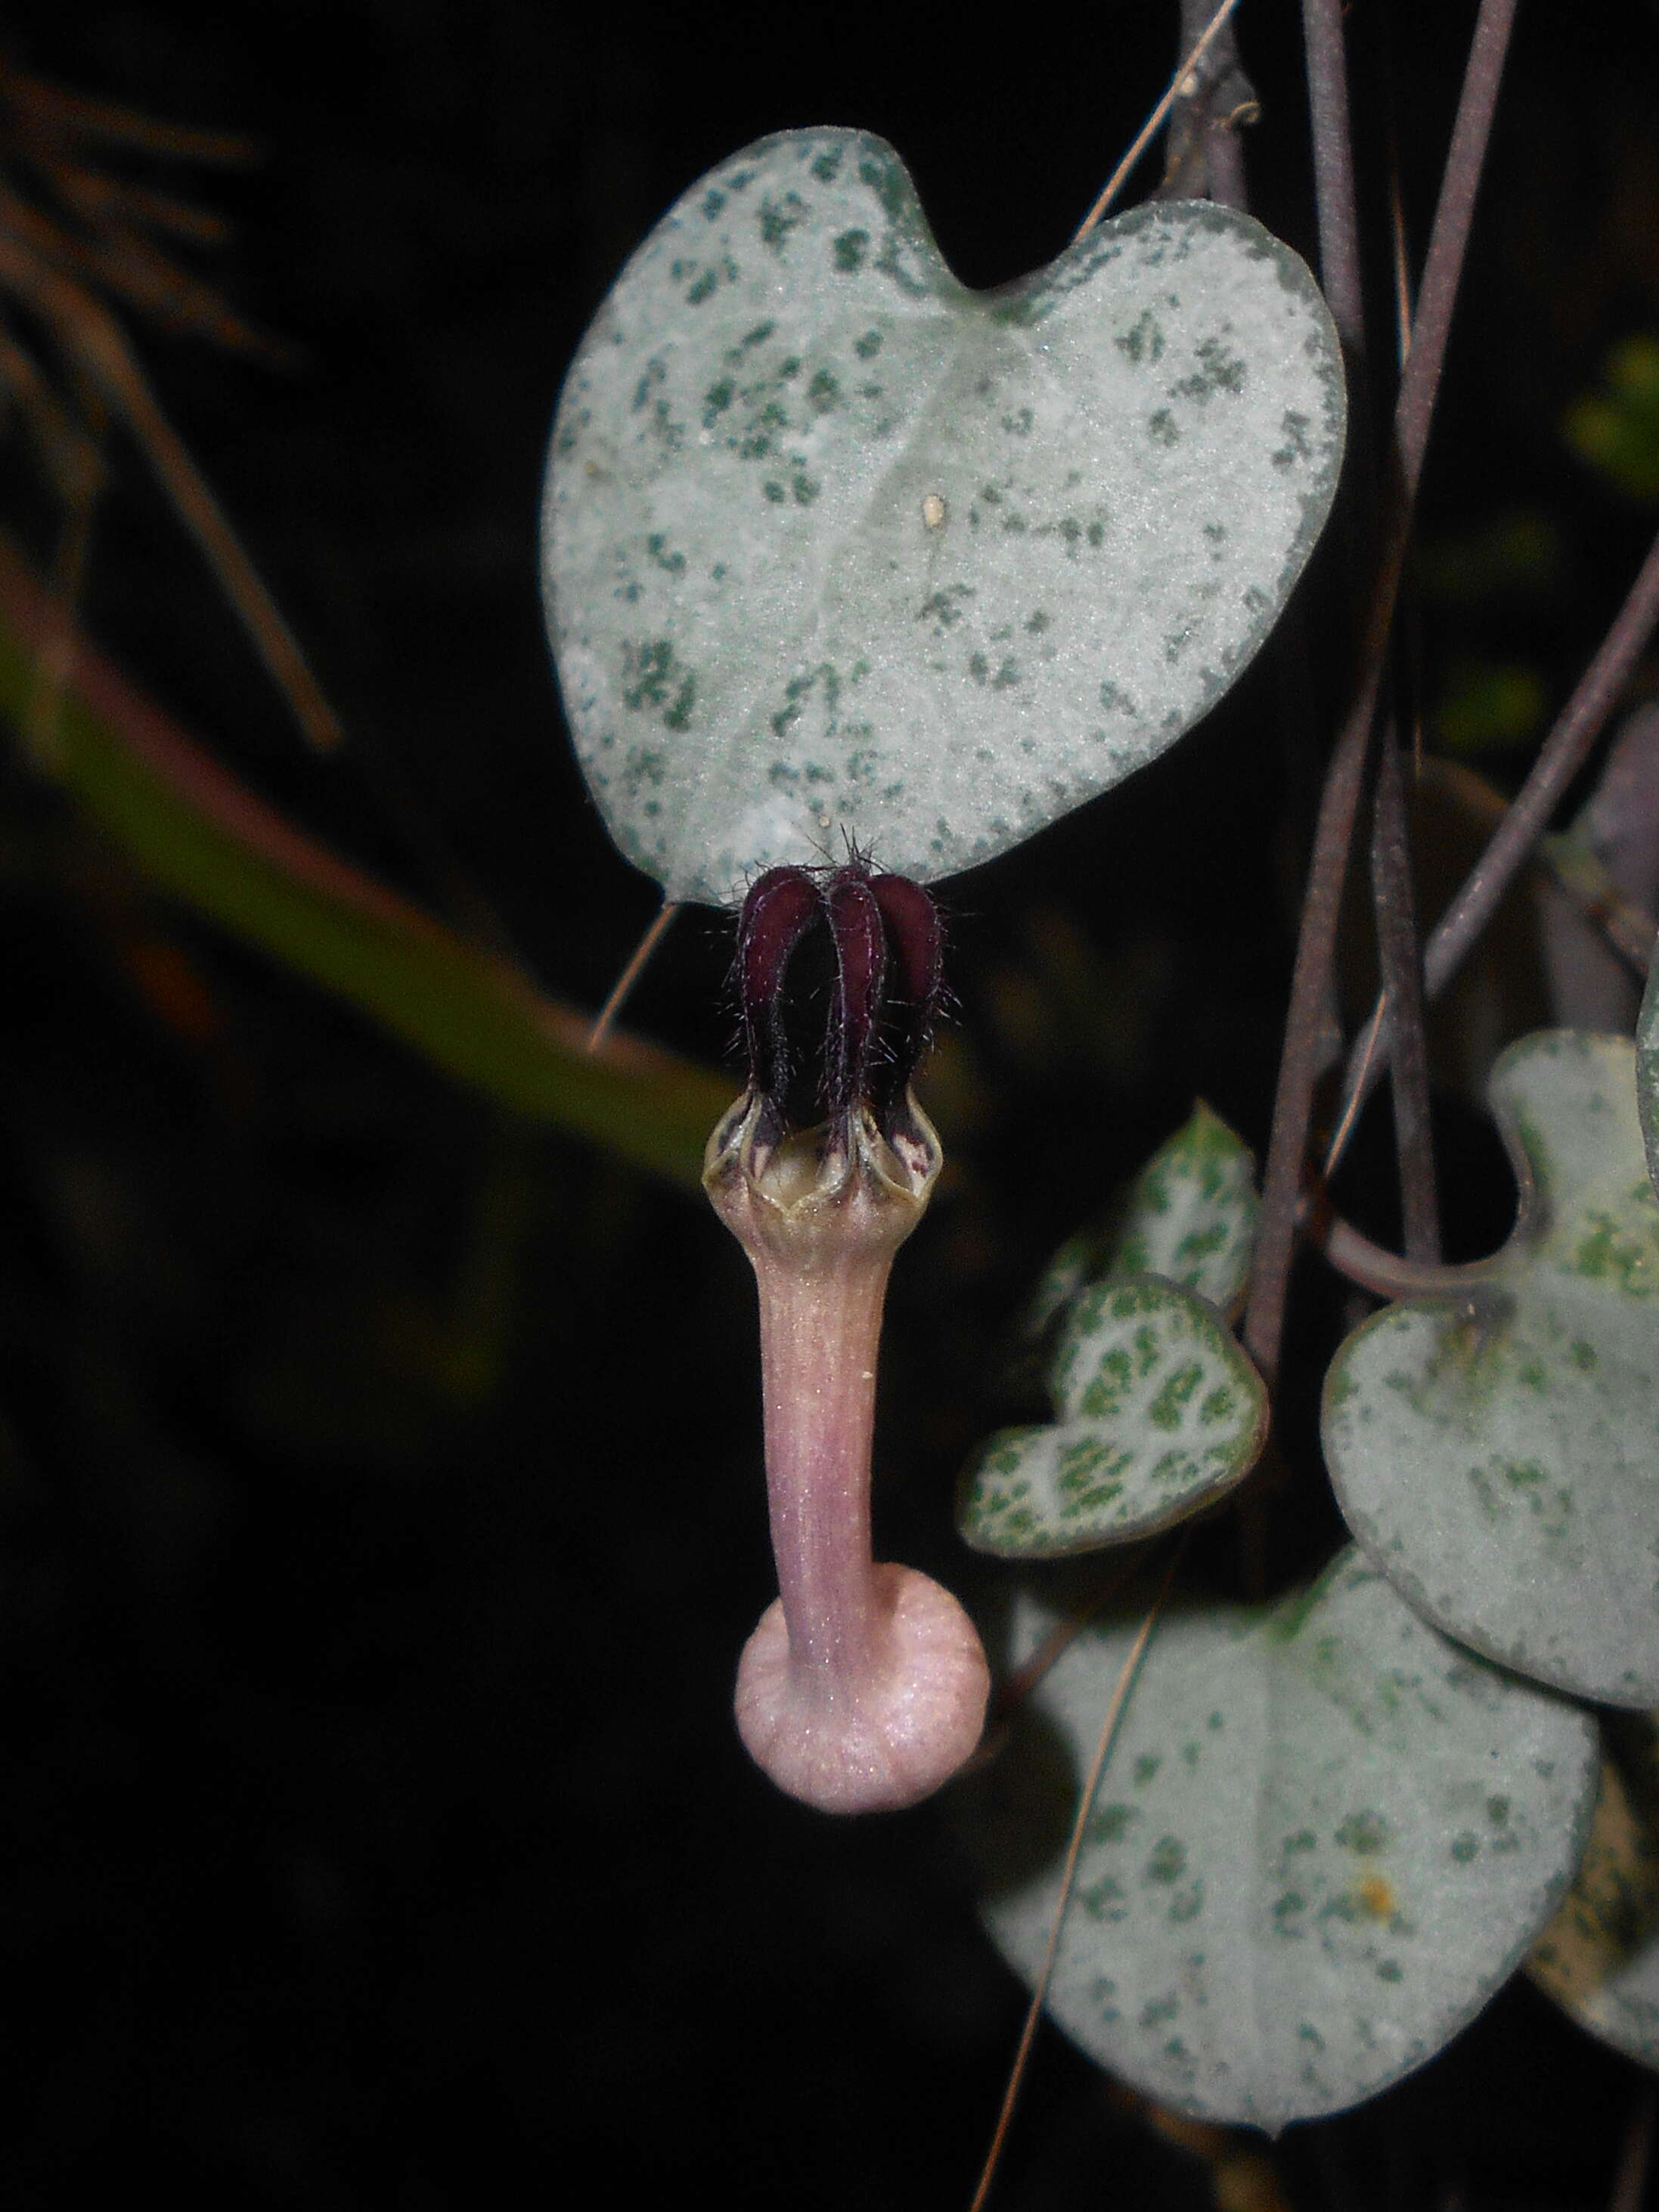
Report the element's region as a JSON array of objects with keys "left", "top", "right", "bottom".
[
  {"left": 1328, "top": 517, "right": 1659, "bottom": 1165},
  {"left": 1244, "top": 0, "right": 1516, "bottom": 1387},
  {"left": 1371, "top": 724, "right": 1441, "bottom": 1262}
]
